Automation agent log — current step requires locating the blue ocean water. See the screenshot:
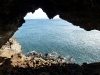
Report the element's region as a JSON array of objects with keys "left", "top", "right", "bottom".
[{"left": 13, "top": 19, "right": 100, "bottom": 64}]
